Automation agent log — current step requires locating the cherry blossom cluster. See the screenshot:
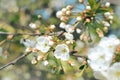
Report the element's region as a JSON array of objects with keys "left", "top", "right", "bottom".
[
  {"left": 87, "top": 35, "right": 120, "bottom": 80},
  {"left": 56, "top": 0, "right": 114, "bottom": 41},
  {"left": 19, "top": 0, "right": 120, "bottom": 79}
]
